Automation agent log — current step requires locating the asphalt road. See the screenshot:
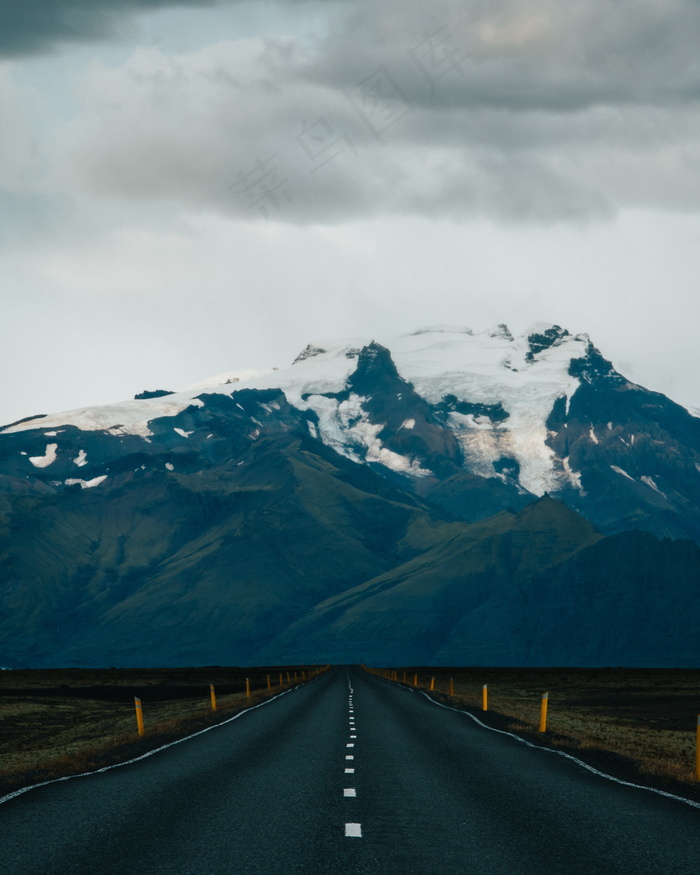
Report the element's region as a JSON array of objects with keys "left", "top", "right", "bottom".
[{"left": 1, "top": 666, "right": 699, "bottom": 874}]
